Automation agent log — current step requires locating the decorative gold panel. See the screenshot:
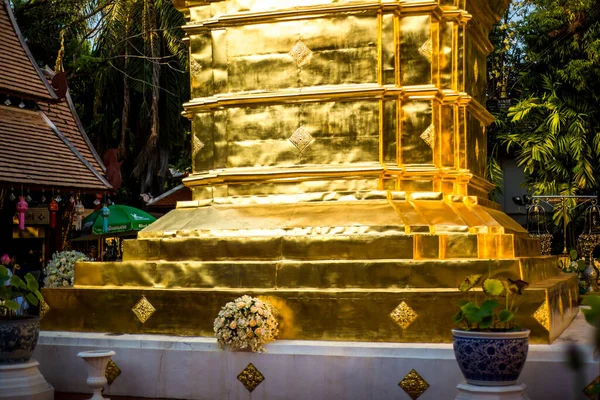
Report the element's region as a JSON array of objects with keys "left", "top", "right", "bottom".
[
  {"left": 533, "top": 299, "right": 550, "bottom": 332},
  {"left": 132, "top": 296, "right": 156, "bottom": 324},
  {"left": 584, "top": 376, "right": 600, "bottom": 400},
  {"left": 420, "top": 124, "right": 434, "bottom": 149},
  {"left": 390, "top": 301, "right": 418, "bottom": 330},
  {"left": 289, "top": 126, "right": 314, "bottom": 153},
  {"left": 289, "top": 40, "right": 313, "bottom": 67},
  {"left": 105, "top": 359, "right": 122, "bottom": 385},
  {"left": 237, "top": 363, "right": 265, "bottom": 393},
  {"left": 418, "top": 39, "right": 433, "bottom": 63},
  {"left": 39, "top": 300, "right": 50, "bottom": 320},
  {"left": 399, "top": 369, "right": 430, "bottom": 400}
]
